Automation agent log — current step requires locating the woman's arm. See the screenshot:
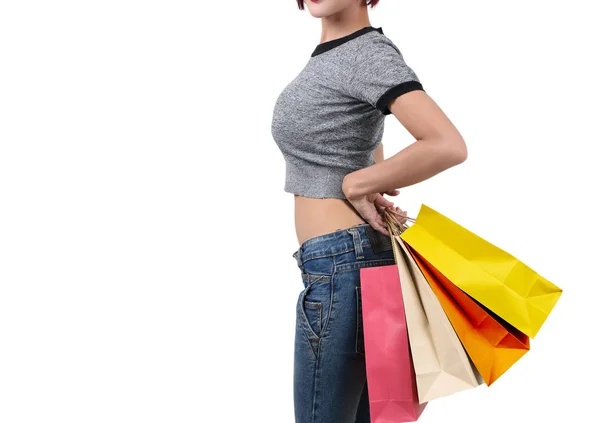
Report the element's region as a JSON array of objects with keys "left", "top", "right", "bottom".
[
  {"left": 342, "top": 90, "right": 467, "bottom": 200},
  {"left": 374, "top": 142, "right": 384, "bottom": 164}
]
